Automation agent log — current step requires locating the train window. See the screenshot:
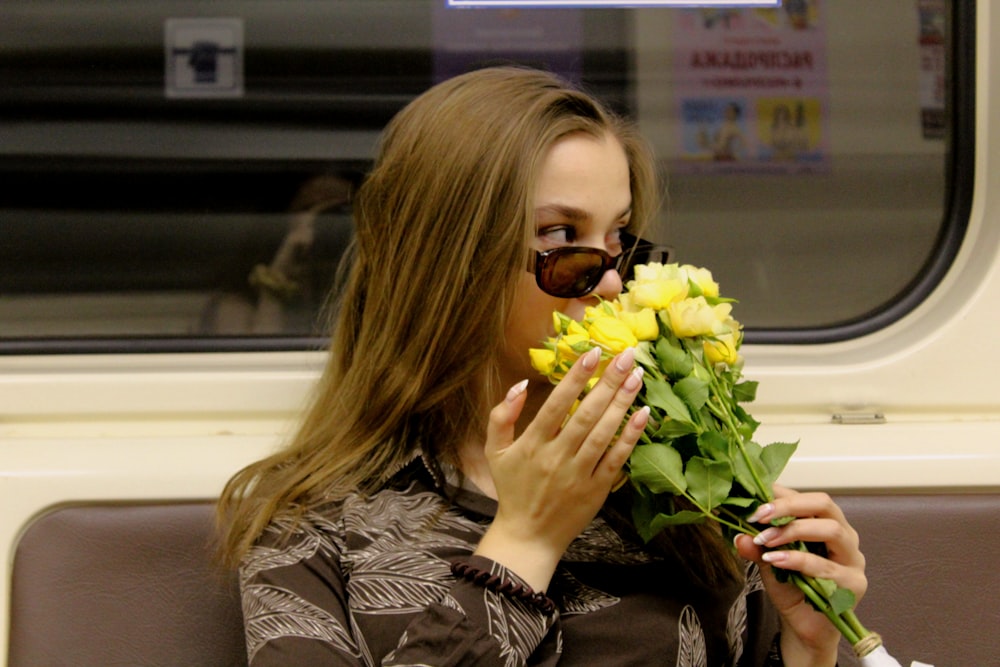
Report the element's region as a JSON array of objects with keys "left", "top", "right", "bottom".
[{"left": 0, "top": 0, "right": 968, "bottom": 352}]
